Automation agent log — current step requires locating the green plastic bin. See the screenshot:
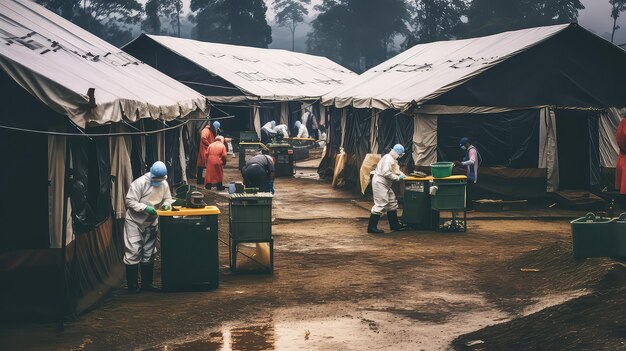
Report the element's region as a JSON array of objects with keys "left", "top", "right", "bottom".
[
  {"left": 269, "top": 143, "right": 294, "bottom": 177},
  {"left": 570, "top": 213, "right": 612, "bottom": 258},
  {"left": 430, "top": 162, "right": 453, "bottom": 178},
  {"left": 229, "top": 194, "right": 273, "bottom": 241},
  {"left": 402, "top": 179, "right": 434, "bottom": 230},
  {"left": 431, "top": 180, "right": 466, "bottom": 210},
  {"left": 159, "top": 207, "right": 220, "bottom": 291},
  {"left": 610, "top": 213, "right": 626, "bottom": 258}
]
